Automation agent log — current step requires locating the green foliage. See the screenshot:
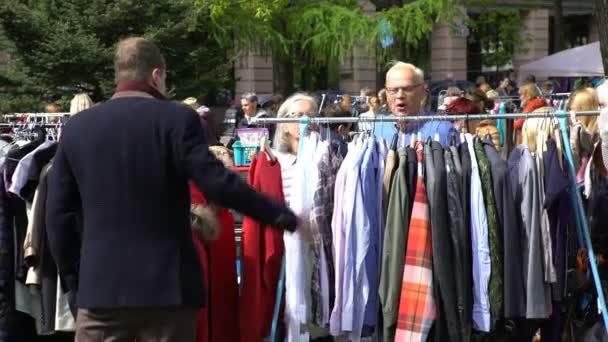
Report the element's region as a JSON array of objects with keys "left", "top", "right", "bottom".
[
  {"left": 467, "top": 7, "right": 528, "bottom": 68},
  {"left": 0, "top": 0, "right": 231, "bottom": 112},
  {"left": 197, "top": 0, "right": 454, "bottom": 64}
]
